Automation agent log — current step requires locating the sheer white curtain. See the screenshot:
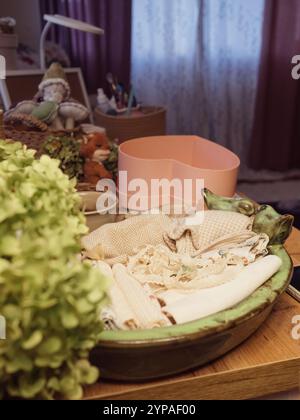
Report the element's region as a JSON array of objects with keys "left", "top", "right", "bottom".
[{"left": 131, "top": 0, "right": 265, "bottom": 162}]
